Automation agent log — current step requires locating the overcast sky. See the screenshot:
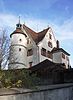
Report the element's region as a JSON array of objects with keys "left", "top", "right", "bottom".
[{"left": 0, "top": 0, "right": 73, "bottom": 67}]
